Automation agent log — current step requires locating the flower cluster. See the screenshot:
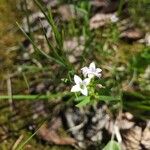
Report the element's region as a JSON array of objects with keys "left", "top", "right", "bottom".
[{"left": 71, "top": 62, "right": 102, "bottom": 96}]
